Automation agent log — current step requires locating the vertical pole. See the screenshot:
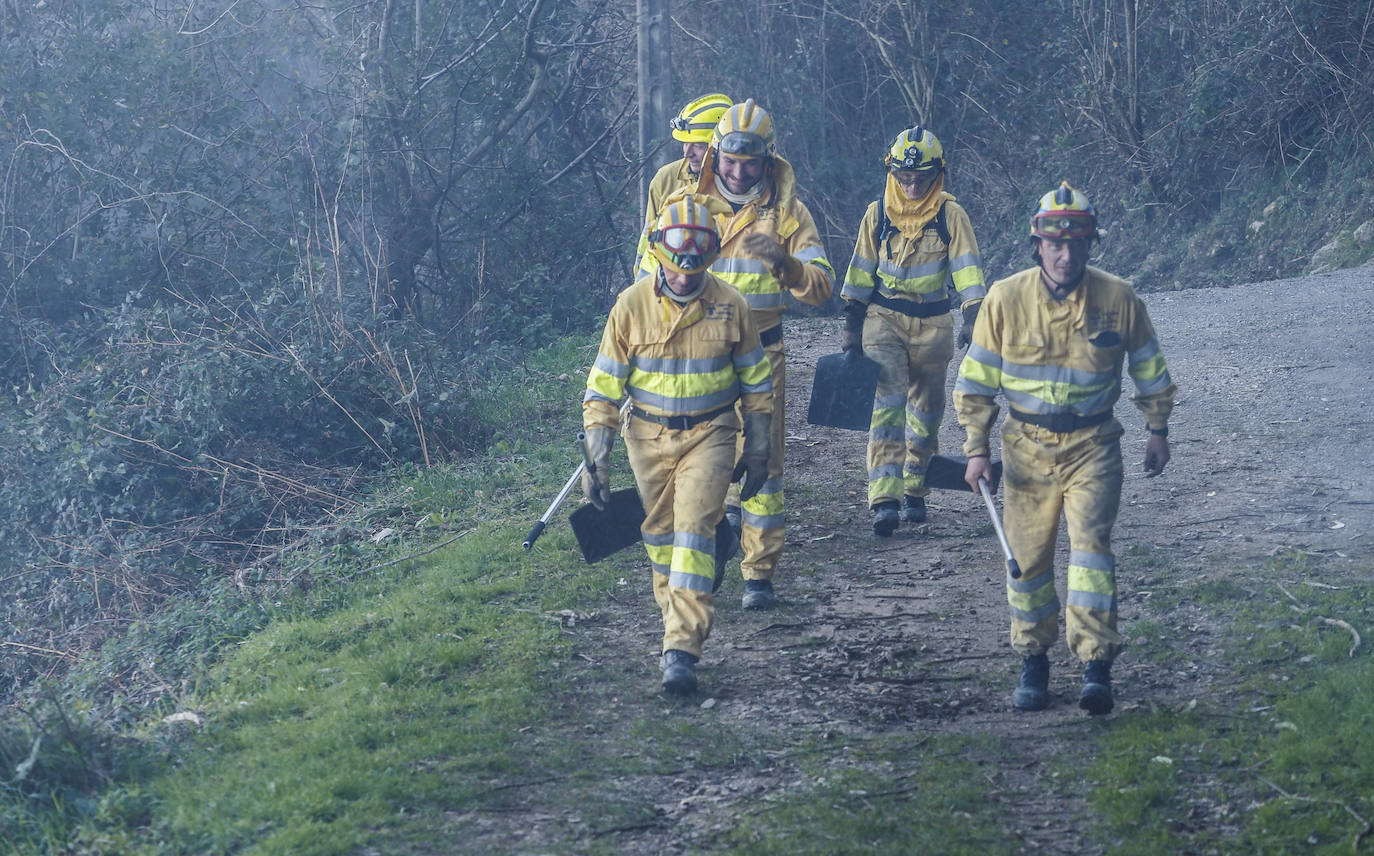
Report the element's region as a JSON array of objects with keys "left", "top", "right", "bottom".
[{"left": 637, "top": 0, "right": 671, "bottom": 218}]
